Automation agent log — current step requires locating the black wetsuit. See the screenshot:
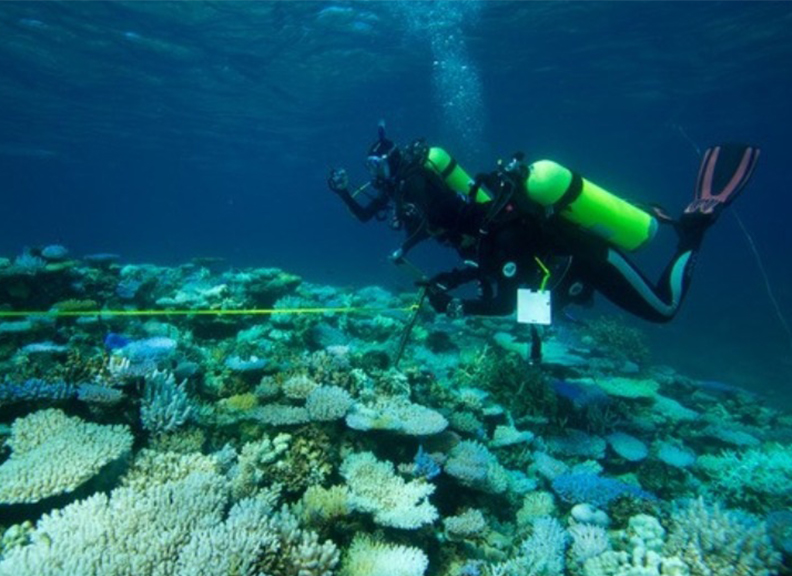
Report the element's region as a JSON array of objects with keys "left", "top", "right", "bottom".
[
  {"left": 435, "top": 195, "right": 707, "bottom": 323},
  {"left": 336, "top": 151, "right": 705, "bottom": 324}
]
